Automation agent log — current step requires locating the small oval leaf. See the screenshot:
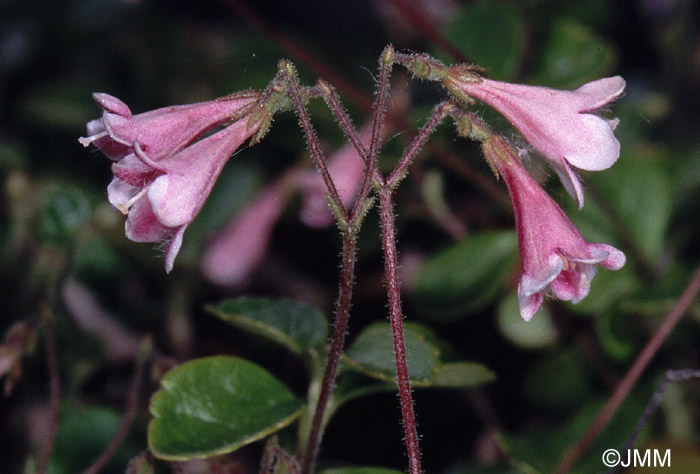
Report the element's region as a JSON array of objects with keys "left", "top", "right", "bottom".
[
  {"left": 343, "top": 323, "right": 496, "bottom": 389},
  {"left": 148, "top": 356, "right": 304, "bottom": 461},
  {"left": 345, "top": 322, "right": 441, "bottom": 384},
  {"left": 207, "top": 297, "right": 328, "bottom": 354}
]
